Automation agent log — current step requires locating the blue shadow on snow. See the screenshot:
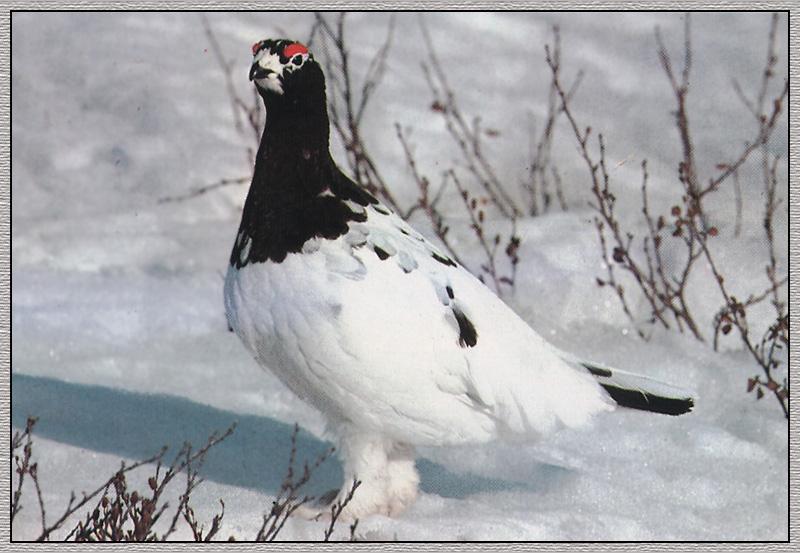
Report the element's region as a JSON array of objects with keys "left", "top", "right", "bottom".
[{"left": 11, "top": 373, "right": 551, "bottom": 500}]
